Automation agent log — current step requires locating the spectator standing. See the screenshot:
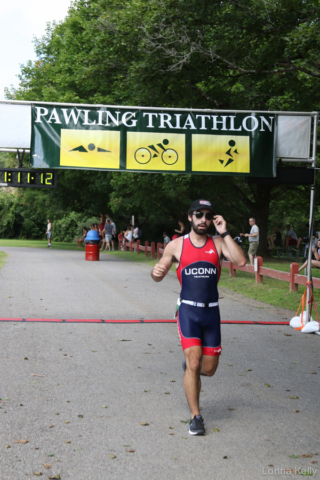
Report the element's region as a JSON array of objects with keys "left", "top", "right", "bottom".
[
  {"left": 283, "top": 224, "right": 298, "bottom": 248},
  {"left": 240, "top": 217, "right": 259, "bottom": 266},
  {"left": 99, "top": 214, "right": 105, "bottom": 238},
  {"left": 46, "top": 219, "right": 52, "bottom": 248},
  {"left": 110, "top": 219, "right": 116, "bottom": 251},
  {"left": 104, "top": 219, "right": 114, "bottom": 252},
  {"left": 125, "top": 227, "right": 133, "bottom": 243},
  {"left": 133, "top": 225, "right": 140, "bottom": 252},
  {"left": 118, "top": 231, "right": 124, "bottom": 250},
  {"left": 163, "top": 232, "right": 171, "bottom": 246},
  {"left": 172, "top": 220, "right": 186, "bottom": 240},
  {"left": 133, "top": 226, "right": 140, "bottom": 241},
  {"left": 267, "top": 226, "right": 282, "bottom": 249}
]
